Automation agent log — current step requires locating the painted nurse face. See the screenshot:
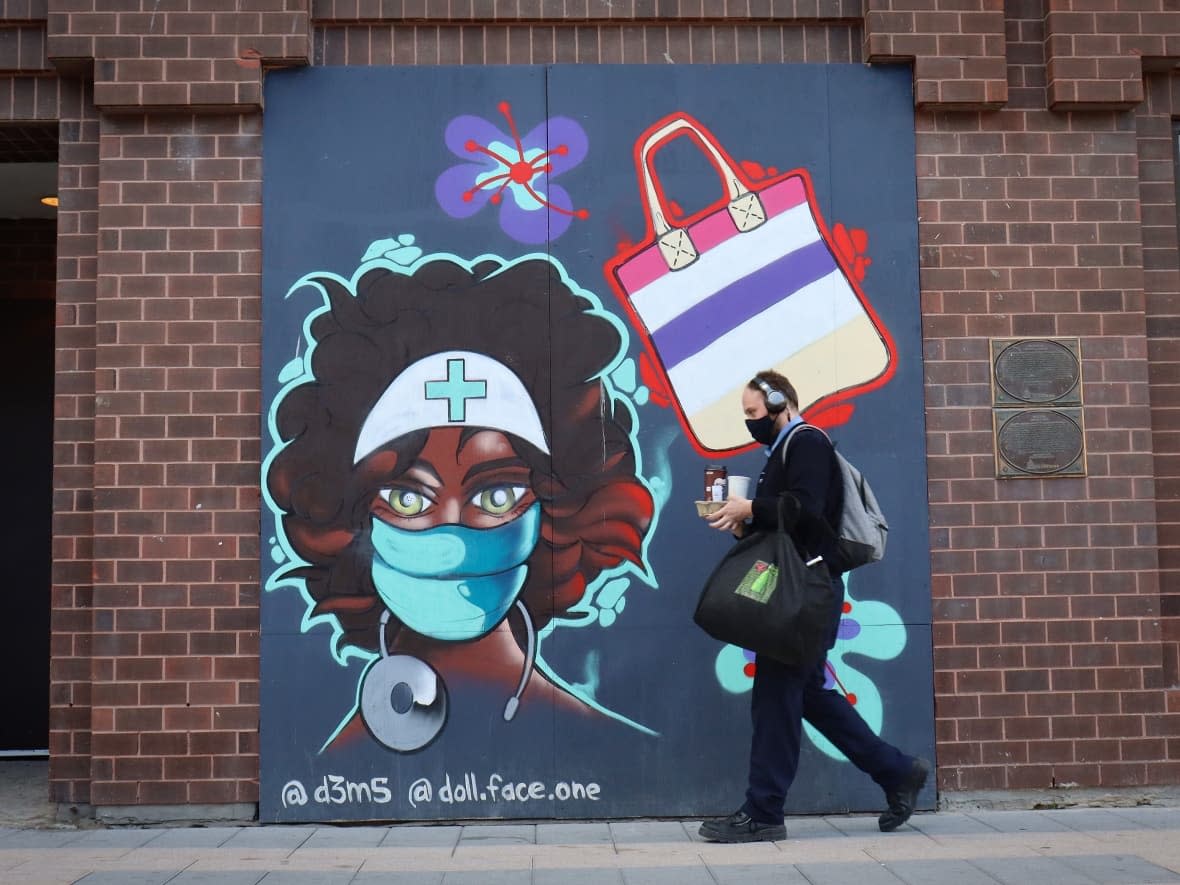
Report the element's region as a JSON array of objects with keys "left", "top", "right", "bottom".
[{"left": 370, "top": 426, "right": 538, "bottom": 530}]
